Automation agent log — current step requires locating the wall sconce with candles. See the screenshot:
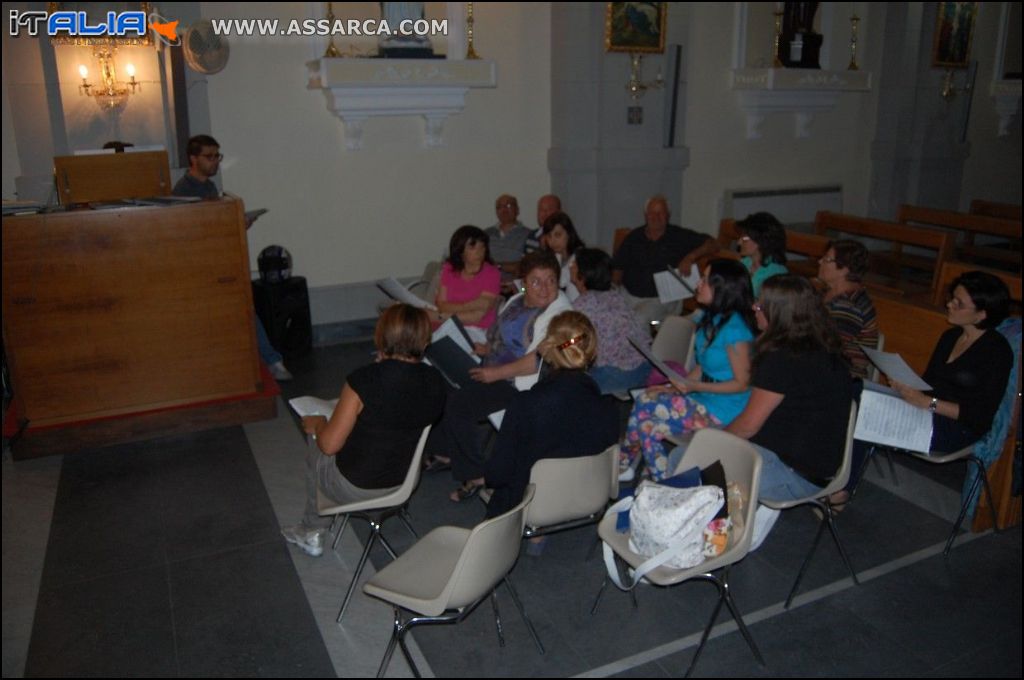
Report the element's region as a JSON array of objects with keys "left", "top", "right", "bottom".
[
  {"left": 77, "top": 47, "right": 140, "bottom": 112},
  {"left": 625, "top": 53, "right": 663, "bottom": 102}
]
